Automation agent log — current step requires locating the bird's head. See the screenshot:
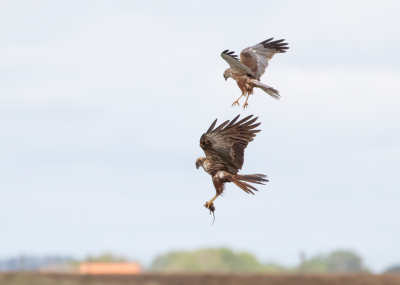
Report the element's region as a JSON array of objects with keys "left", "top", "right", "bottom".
[
  {"left": 196, "top": 157, "right": 206, "bottom": 169},
  {"left": 223, "top": 69, "right": 231, "bottom": 81}
]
